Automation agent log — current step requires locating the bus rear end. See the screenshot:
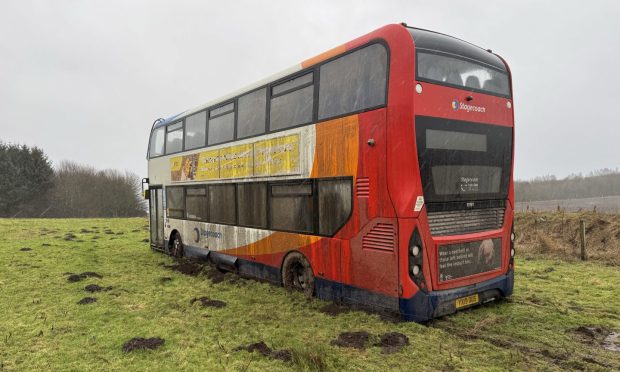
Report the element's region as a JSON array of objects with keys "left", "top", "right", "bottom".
[{"left": 398, "top": 28, "right": 515, "bottom": 321}]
